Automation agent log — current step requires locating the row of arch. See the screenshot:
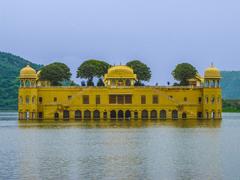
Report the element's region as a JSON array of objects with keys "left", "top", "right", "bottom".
[
  {"left": 55, "top": 110, "right": 187, "bottom": 120},
  {"left": 19, "top": 96, "right": 36, "bottom": 104}
]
